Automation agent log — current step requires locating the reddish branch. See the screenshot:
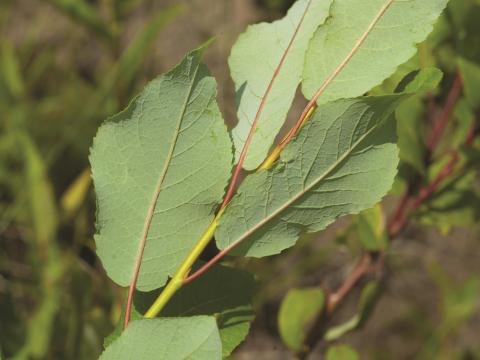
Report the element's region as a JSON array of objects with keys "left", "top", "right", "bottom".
[
  {"left": 324, "top": 76, "right": 471, "bottom": 328},
  {"left": 302, "top": 115, "right": 476, "bottom": 357},
  {"left": 326, "top": 253, "right": 375, "bottom": 314},
  {"left": 427, "top": 73, "right": 462, "bottom": 155},
  {"left": 324, "top": 150, "right": 462, "bottom": 316}
]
